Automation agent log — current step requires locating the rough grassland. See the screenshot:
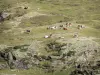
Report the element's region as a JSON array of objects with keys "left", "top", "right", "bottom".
[{"left": 0, "top": 0, "right": 100, "bottom": 75}]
